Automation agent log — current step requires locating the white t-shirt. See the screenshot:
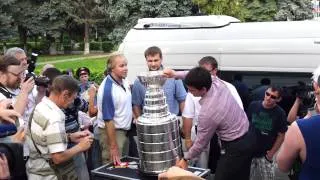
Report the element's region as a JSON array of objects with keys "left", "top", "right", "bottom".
[
  {"left": 182, "top": 93, "right": 201, "bottom": 141},
  {"left": 223, "top": 80, "right": 244, "bottom": 109}
]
